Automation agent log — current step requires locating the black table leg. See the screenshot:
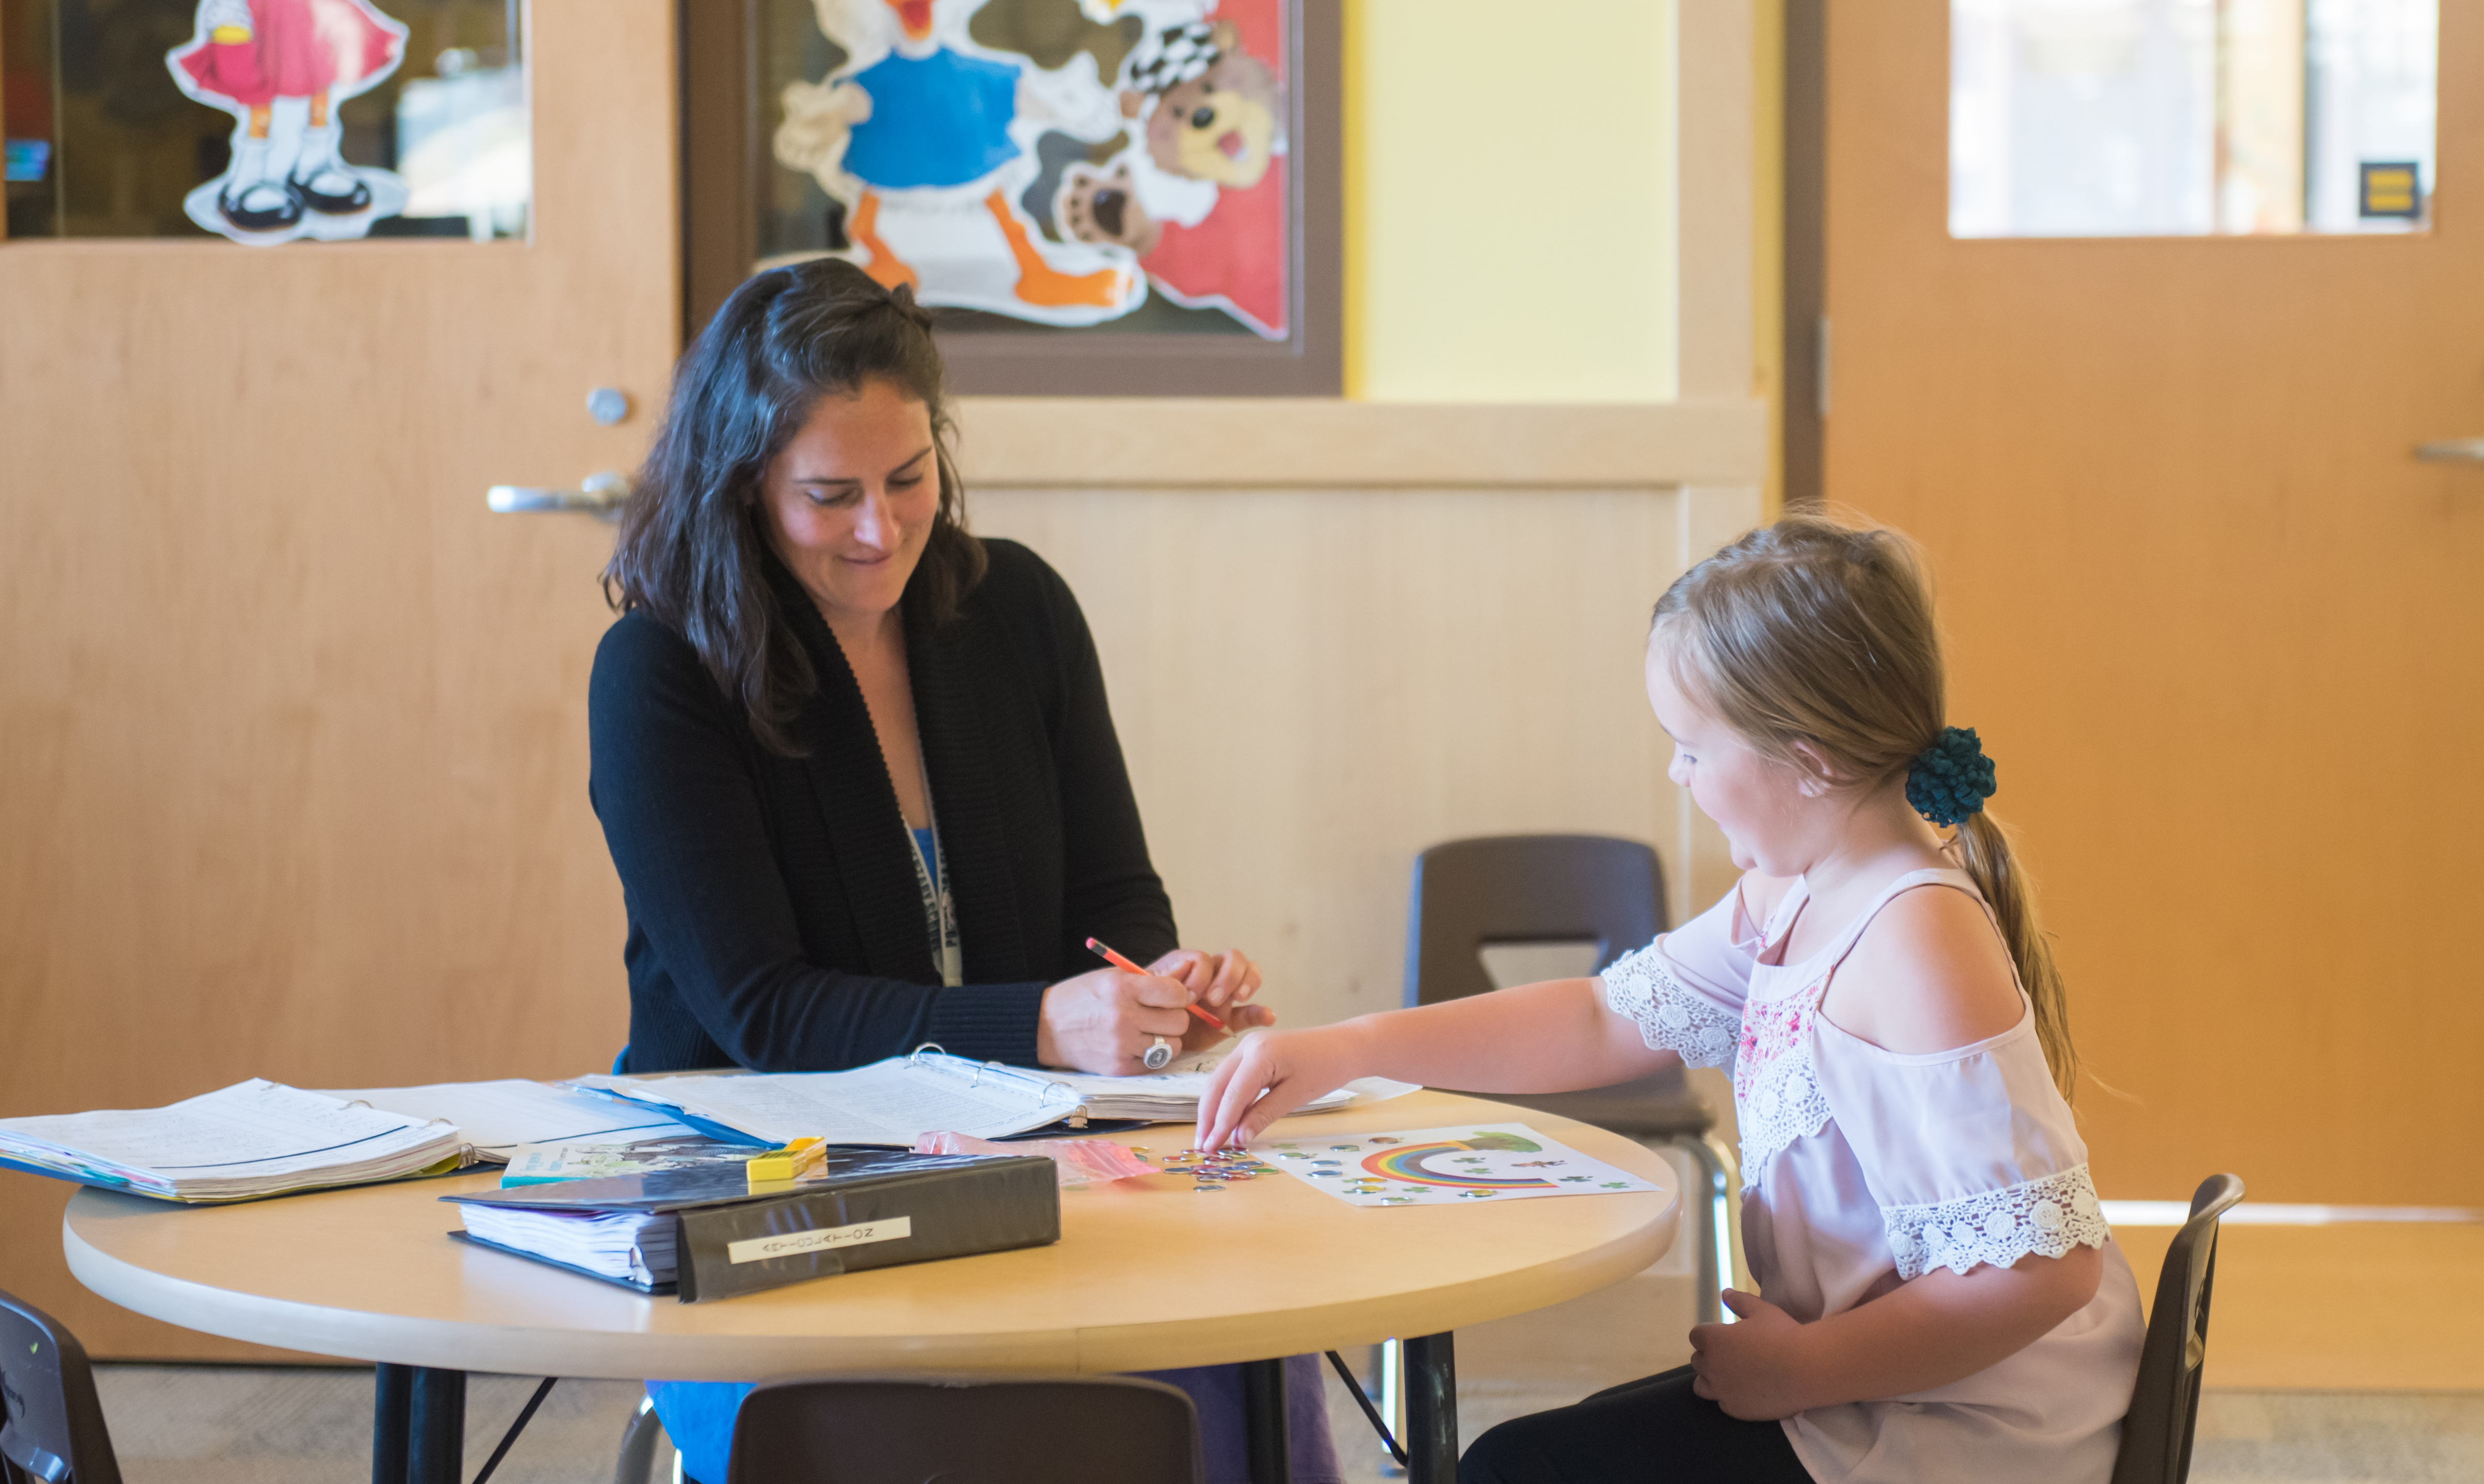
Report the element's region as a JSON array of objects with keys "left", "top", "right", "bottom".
[
  {"left": 1241, "top": 1356, "right": 1292, "bottom": 1484},
  {"left": 372, "top": 1363, "right": 413, "bottom": 1484},
  {"left": 409, "top": 1367, "right": 467, "bottom": 1484},
  {"left": 1403, "top": 1333, "right": 1457, "bottom": 1484}
]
